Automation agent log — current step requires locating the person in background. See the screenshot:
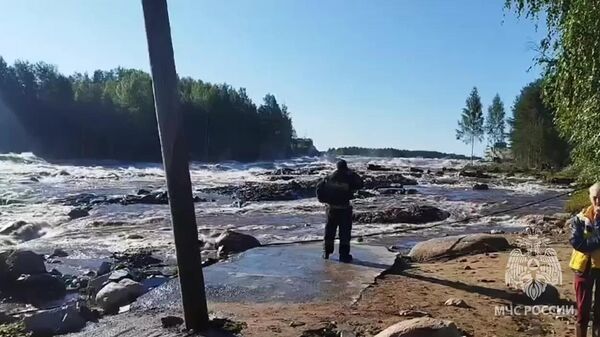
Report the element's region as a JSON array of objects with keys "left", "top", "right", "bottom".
[
  {"left": 317, "top": 159, "right": 364, "bottom": 262},
  {"left": 569, "top": 183, "right": 600, "bottom": 337}
]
